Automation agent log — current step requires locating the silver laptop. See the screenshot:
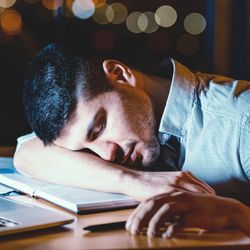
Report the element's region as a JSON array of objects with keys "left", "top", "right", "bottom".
[{"left": 0, "top": 196, "right": 74, "bottom": 236}]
